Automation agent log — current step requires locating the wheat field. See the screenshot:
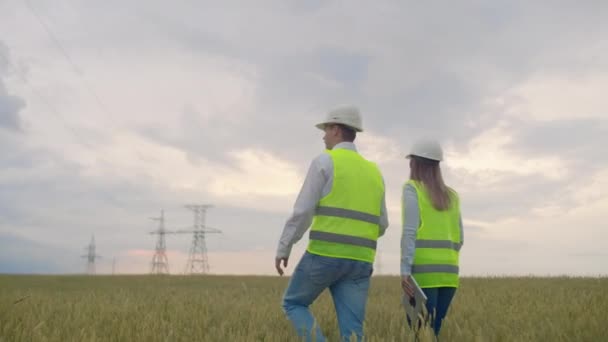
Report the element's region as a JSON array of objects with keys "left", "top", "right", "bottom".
[{"left": 1, "top": 275, "right": 606, "bottom": 341}]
